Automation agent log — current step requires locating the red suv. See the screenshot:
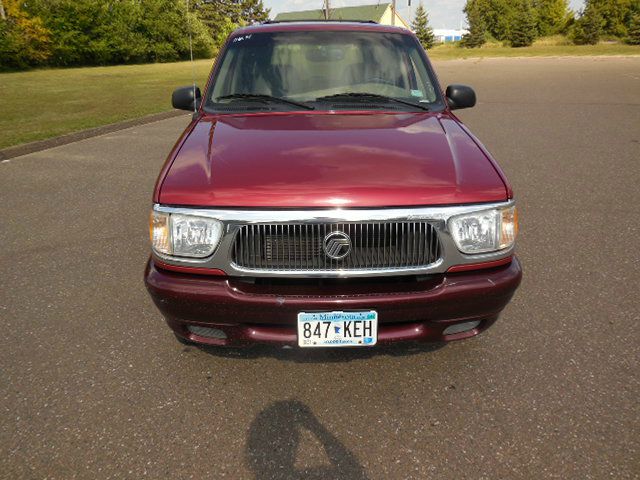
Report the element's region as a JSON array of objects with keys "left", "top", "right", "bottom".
[{"left": 145, "top": 21, "right": 522, "bottom": 348}]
